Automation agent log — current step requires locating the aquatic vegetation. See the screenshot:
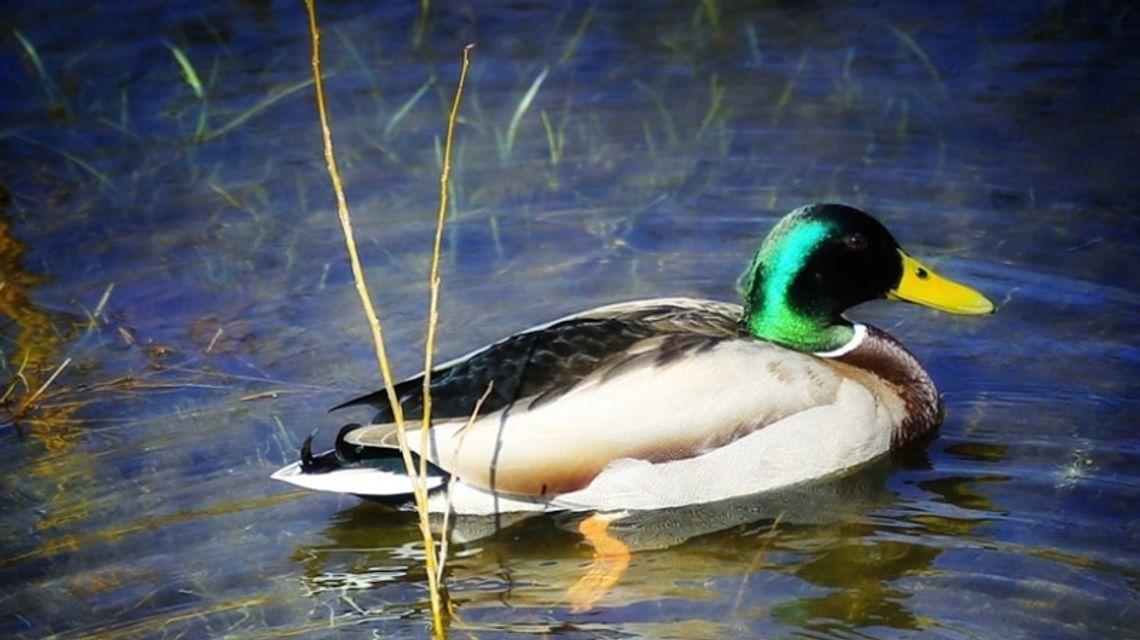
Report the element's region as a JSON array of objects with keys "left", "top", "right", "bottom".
[
  {"left": 497, "top": 67, "right": 549, "bottom": 162},
  {"left": 164, "top": 42, "right": 205, "bottom": 100},
  {"left": 12, "top": 29, "right": 70, "bottom": 118}
]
